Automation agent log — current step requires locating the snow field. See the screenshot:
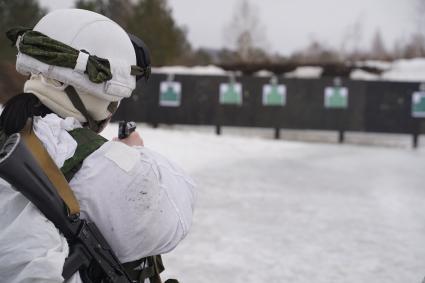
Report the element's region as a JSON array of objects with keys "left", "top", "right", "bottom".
[{"left": 103, "top": 125, "right": 425, "bottom": 283}]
